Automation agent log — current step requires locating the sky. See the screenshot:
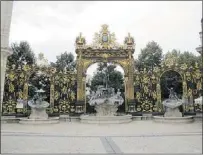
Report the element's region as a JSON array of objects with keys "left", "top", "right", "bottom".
[{"left": 9, "top": 1, "right": 202, "bottom": 76}]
